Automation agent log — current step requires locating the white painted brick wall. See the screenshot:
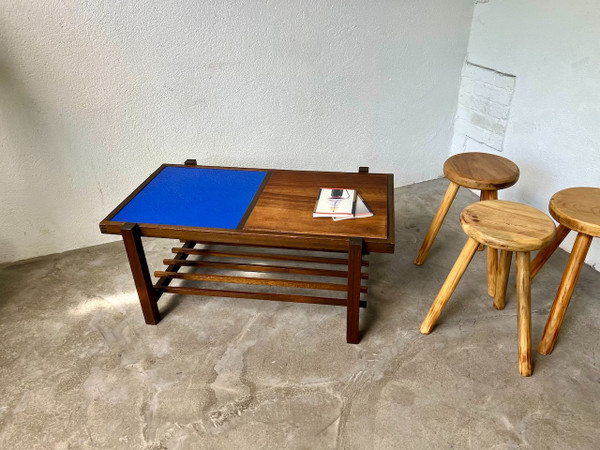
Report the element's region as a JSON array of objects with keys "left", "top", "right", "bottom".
[{"left": 451, "top": 61, "right": 516, "bottom": 154}]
